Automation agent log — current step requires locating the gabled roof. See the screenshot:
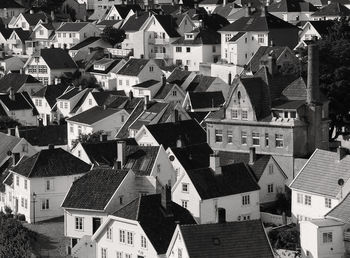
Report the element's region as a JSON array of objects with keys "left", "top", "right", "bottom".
[
  {"left": 188, "top": 91, "right": 225, "bottom": 109},
  {"left": 12, "top": 28, "right": 31, "bottom": 42},
  {"left": 153, "top": 83, "right": 177, "bottom": 100},
  {"left": 87, "top": 58, "right": 124, "bottom": 74},
  {"left": 187, "top": 163, "right": 260, "bottom": 200},
  {"left": 32, "top": 83, "right": 69, "bottom": 108},
  {"left": 173, "top": 28, "right": 220, "bottom": 45},
  {"left": 326, "top": 193, "right": 350, "bottom": 223},
  {"left": 145, "top": 119, "right": 206, "bottom": 149},
  {"left": 113, "top": 4, "right": 142, "bottom": 19},
  {"left": 56, "top": 22, "right": 90, "bottom": 32},
  {"left": 167, "top": 68, "right": 191, "bottom": 85},
  {"left": 268, "top": 0, "right": 318, "bottom": 12},
  {"left": 311, "top": 2, "right": 350, "bottom": 16},
  {"left": 308, "top": 20, "right": 335, "bottom": 36},
  {"left": 70, "top": 37, "right": 101, "bottom": 50},
  {"left": 219, "top": 12, "right": 297, "bottom": 32},
  {"left": 12, "top": 147, "right": 91, "bottom": 178},
  {"left": 132, "top": 79, "right": 160, "bottom": 89},
  {"left": 290, "top": 149, "right": 350, "bottom": 197},
  {"left": 213, "top": 3, "right": 242, "bottom": 19},
  {"left": 66, "top": 106, "right": 122, "bottom": 125},
  {"left": 179, "top": 220, "right": 274, "bottom": 258},
  {"left": 0, "top": 74, "right": 39, "bottom": 94},
  {"left": 17, "top": 125, "right": 67, "bottom": 147},
  {"left": 0, "top": 91, "right": 34, "bottom": 111},
  {"left": 113, "top": 194, "right": 196, "bottom": 254},
  {"left": 281, "top": 77, "right": 307, "bottom": 100},
  {"left": 121, "top": 12, "right": 150, "bottom": 32},
  {"left": 0, "top": 132, "right": 21, "bottom": 165},
  {"left": 91, "top": 91, "right": 126, "bottom": 106},
  {"left": 34, "top": 48, "right": 77, "bottom": 70},
  {"left": 0, "top": 27, "right": 13, "bottom": 40},
  {"left": 154, "top": 15, "right": 180, "bottom": 38},
  {"left": 123, "top": 145, "right": 160, "bottom": 175},
  {"left": 117, "top": 58, "right": 149, "bottom": 76},
  {"left": 186, "top": 75, "right": 216, "bottom": 92},
  {"left": 62, "top": 168, "right": 128, "bottom": 210},
  {"left": 56, "top": 86, "right": 81, "bottom": 100},
  {"left": 22, "top": 13, "right": 48, "bottom": 26}
]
